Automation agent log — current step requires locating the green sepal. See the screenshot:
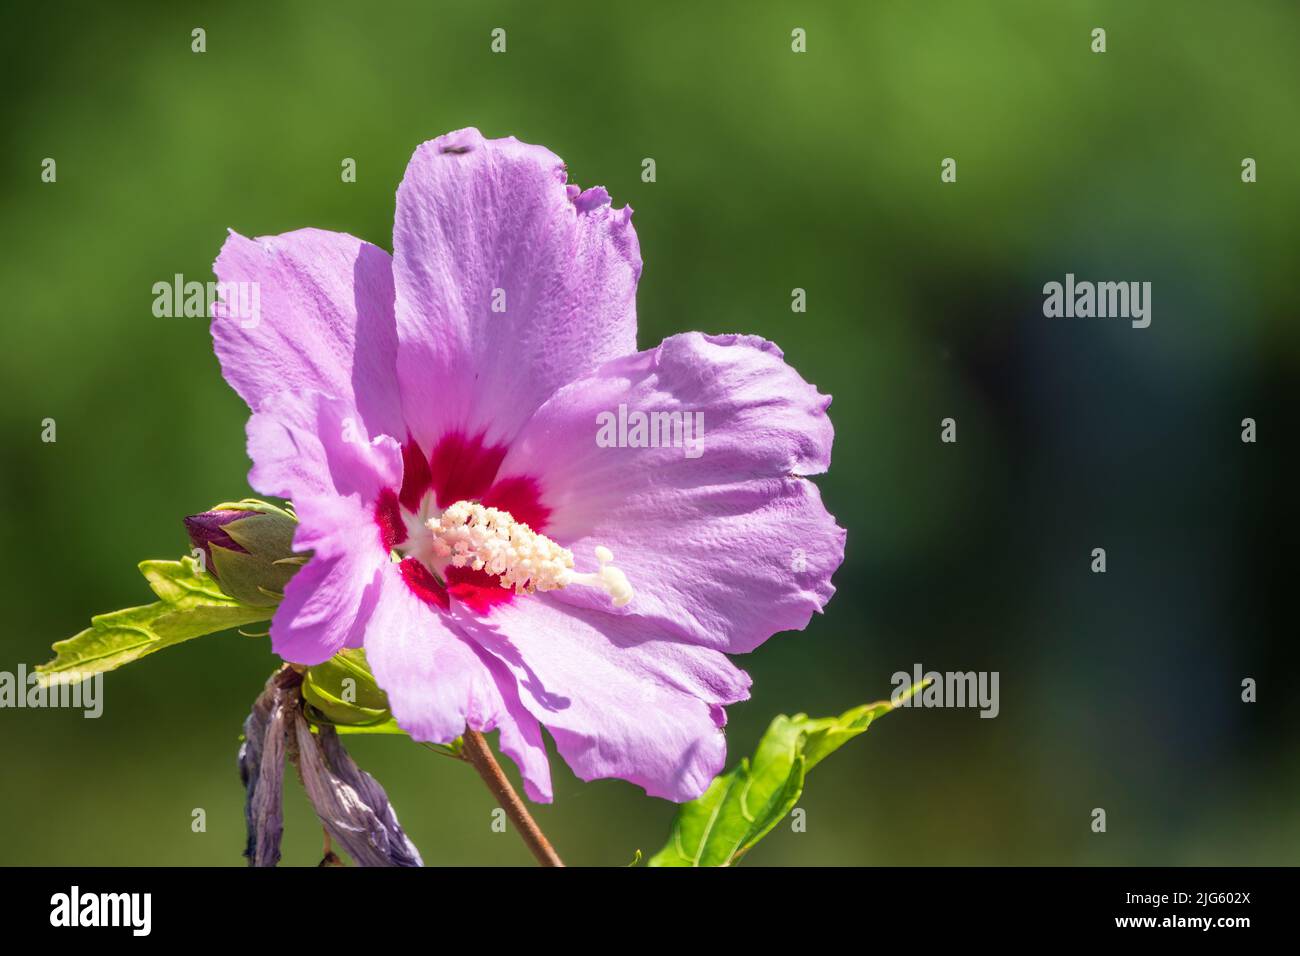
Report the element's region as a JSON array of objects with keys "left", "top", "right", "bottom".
[
  {"left": 220, "top": 506, "right": 297, "bottom": 559},
  {"left": 210, "top": 544, "right": 297, "bottom": 607},
  {"left": 301, "top": 649, "right": 407, "bottom": 736},
  {"left": 209, "top": 498, "right": 296, "bottom": 523}
]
